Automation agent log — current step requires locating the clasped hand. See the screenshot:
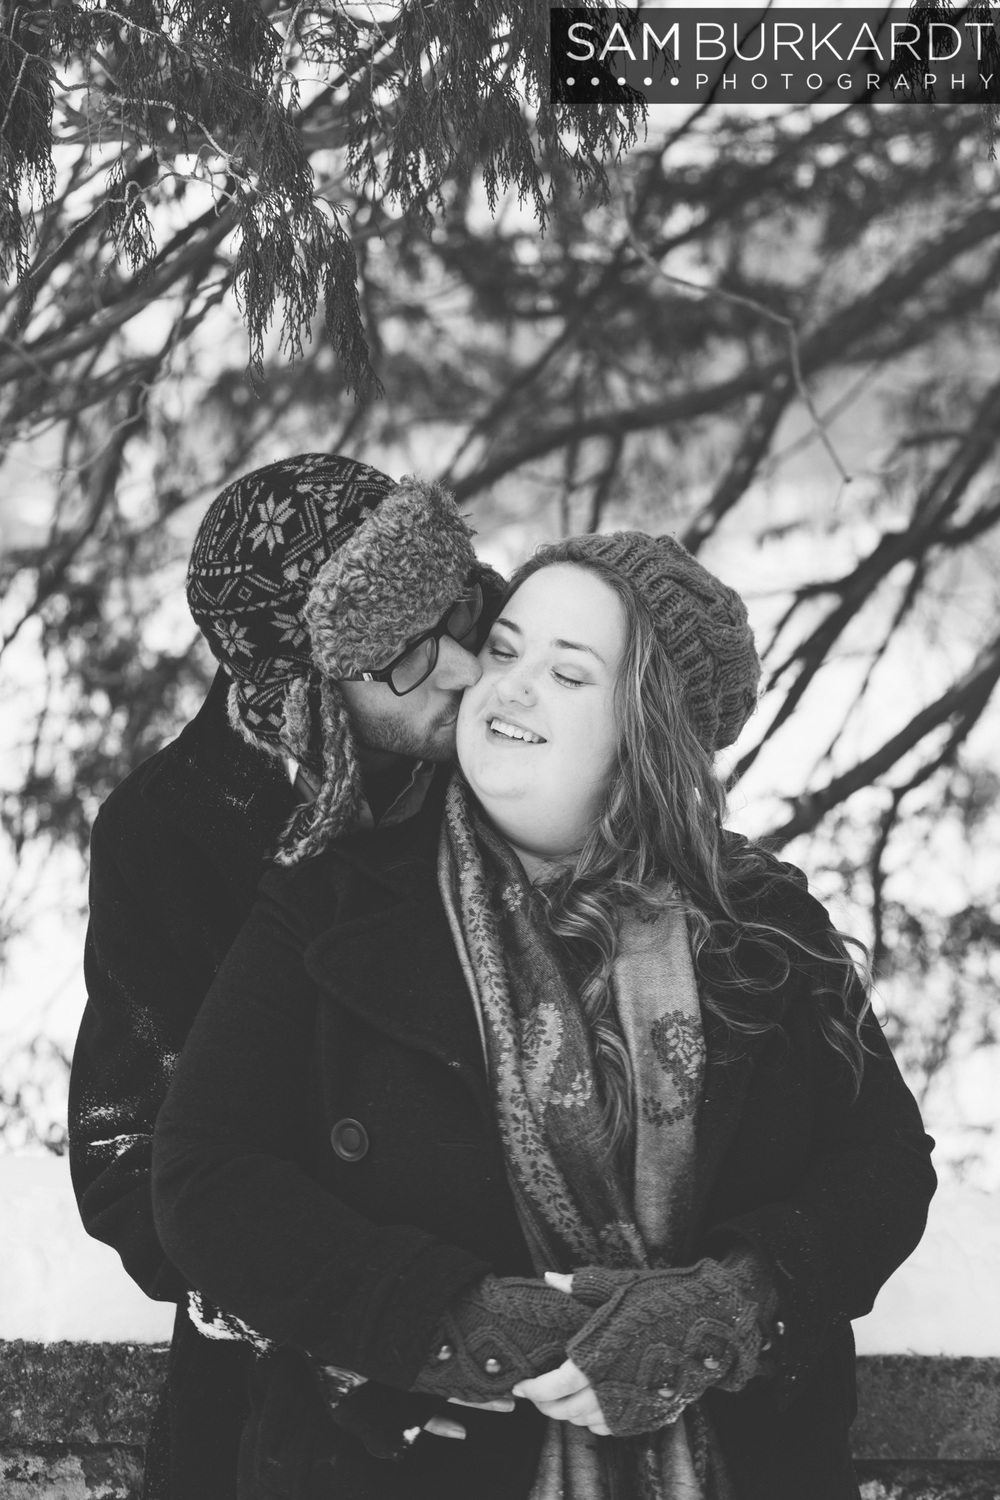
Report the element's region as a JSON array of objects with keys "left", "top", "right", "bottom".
[
  {"left": 513, "top": 1257, "right": 763, "bottom": 1440},
  {"left": 420, "top": 1255, "right": 764, "bottom": 1441},
  {"left": 509, "top": 1272, "right": 609, "bottom": 1435},
  {"left": 442, "top": 1272, "right": 607, "bottom": 1436}
]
